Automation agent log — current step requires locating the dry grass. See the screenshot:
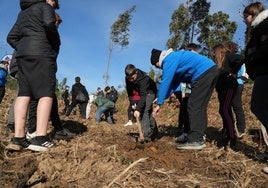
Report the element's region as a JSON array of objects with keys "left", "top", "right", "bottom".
[{"left": 0, "top": 83, "right": 268, "bottom": 187}]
